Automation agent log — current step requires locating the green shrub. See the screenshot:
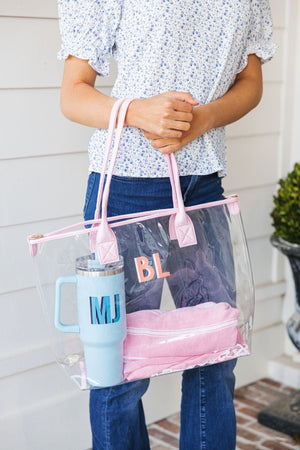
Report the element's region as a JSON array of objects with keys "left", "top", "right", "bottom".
[{"left": 271, "top": 162, "right": 300, "bottom": 244}]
